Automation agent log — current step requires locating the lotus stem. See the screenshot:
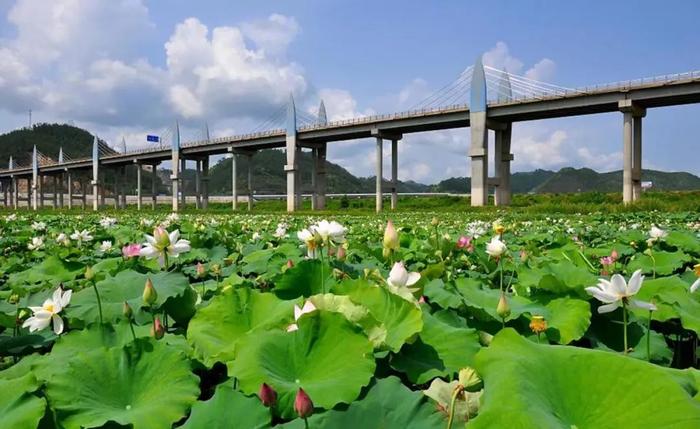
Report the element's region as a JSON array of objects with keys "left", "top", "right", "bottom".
[
  {"left": 622, "top": 301, "right": 628, "bottom": 355},
  {"left": 129, "top": 320, "right": 137, "bottom": 341},
  {"left": 446, "top": 385, "right": 462, "bottom": 429},
  {"left": 304, "top": 417, "right": 309, "bottom": 429},
  {"left": 647, "top": 309, "right": 652, "bottom": 362},
  {"left": 92, "top": 283, "right": 103, "bottom": 325}
]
